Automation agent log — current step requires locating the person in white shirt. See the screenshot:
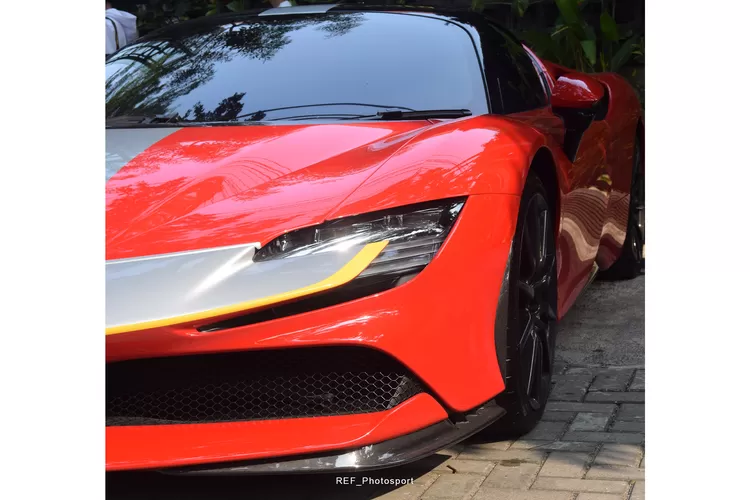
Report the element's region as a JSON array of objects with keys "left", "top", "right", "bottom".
[
  {"left": 270, "top": 0, "right": 293, "bottom": 7},
  {"left": 106, "top": 2, "right": 138, "bottom": 58}
]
